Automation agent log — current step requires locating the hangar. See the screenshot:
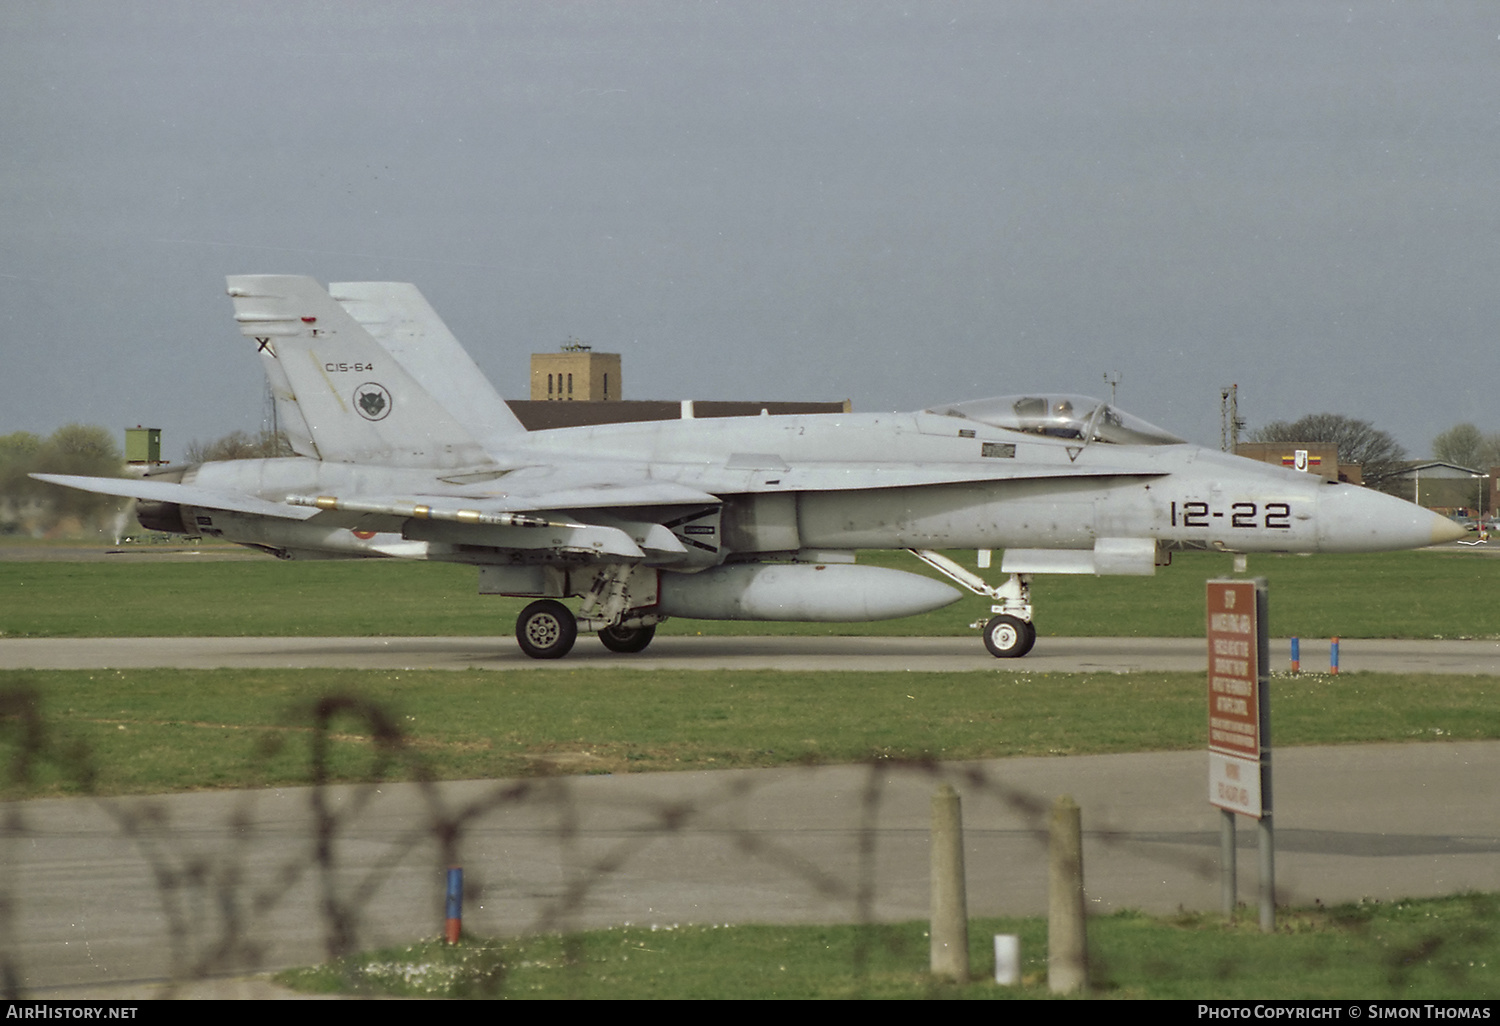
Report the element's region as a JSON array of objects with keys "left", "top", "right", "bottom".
[{"left": 517, "top": 343, "right": 849, "bottom": 429}]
